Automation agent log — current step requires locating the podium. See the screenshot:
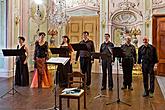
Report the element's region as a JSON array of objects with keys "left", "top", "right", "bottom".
[
  {"left": 46, "top": 57, "right": 69, "bottom": 110},
  {"left": 106, "top": 47, "right": 131, "bottom": 106},
  {"left": 49, "top": 47, "right": 70, "bottom": 84},
  {"left": 47, "top": 47, "right": 70, "bottom": 110},
  {"left": 1, "top": 49, "right": 23, "bottom": 98}
]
